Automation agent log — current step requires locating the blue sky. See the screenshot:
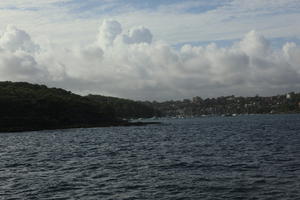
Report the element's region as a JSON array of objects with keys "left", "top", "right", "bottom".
[
  {"left": 0, "top": 0, "right": 299, "bottom": 47},
  {"left": 55, "top": 0, "right": 300, "bottom": 47},
  {"left": 57, "top": 0, "right": 227, "bottom": 14}
]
